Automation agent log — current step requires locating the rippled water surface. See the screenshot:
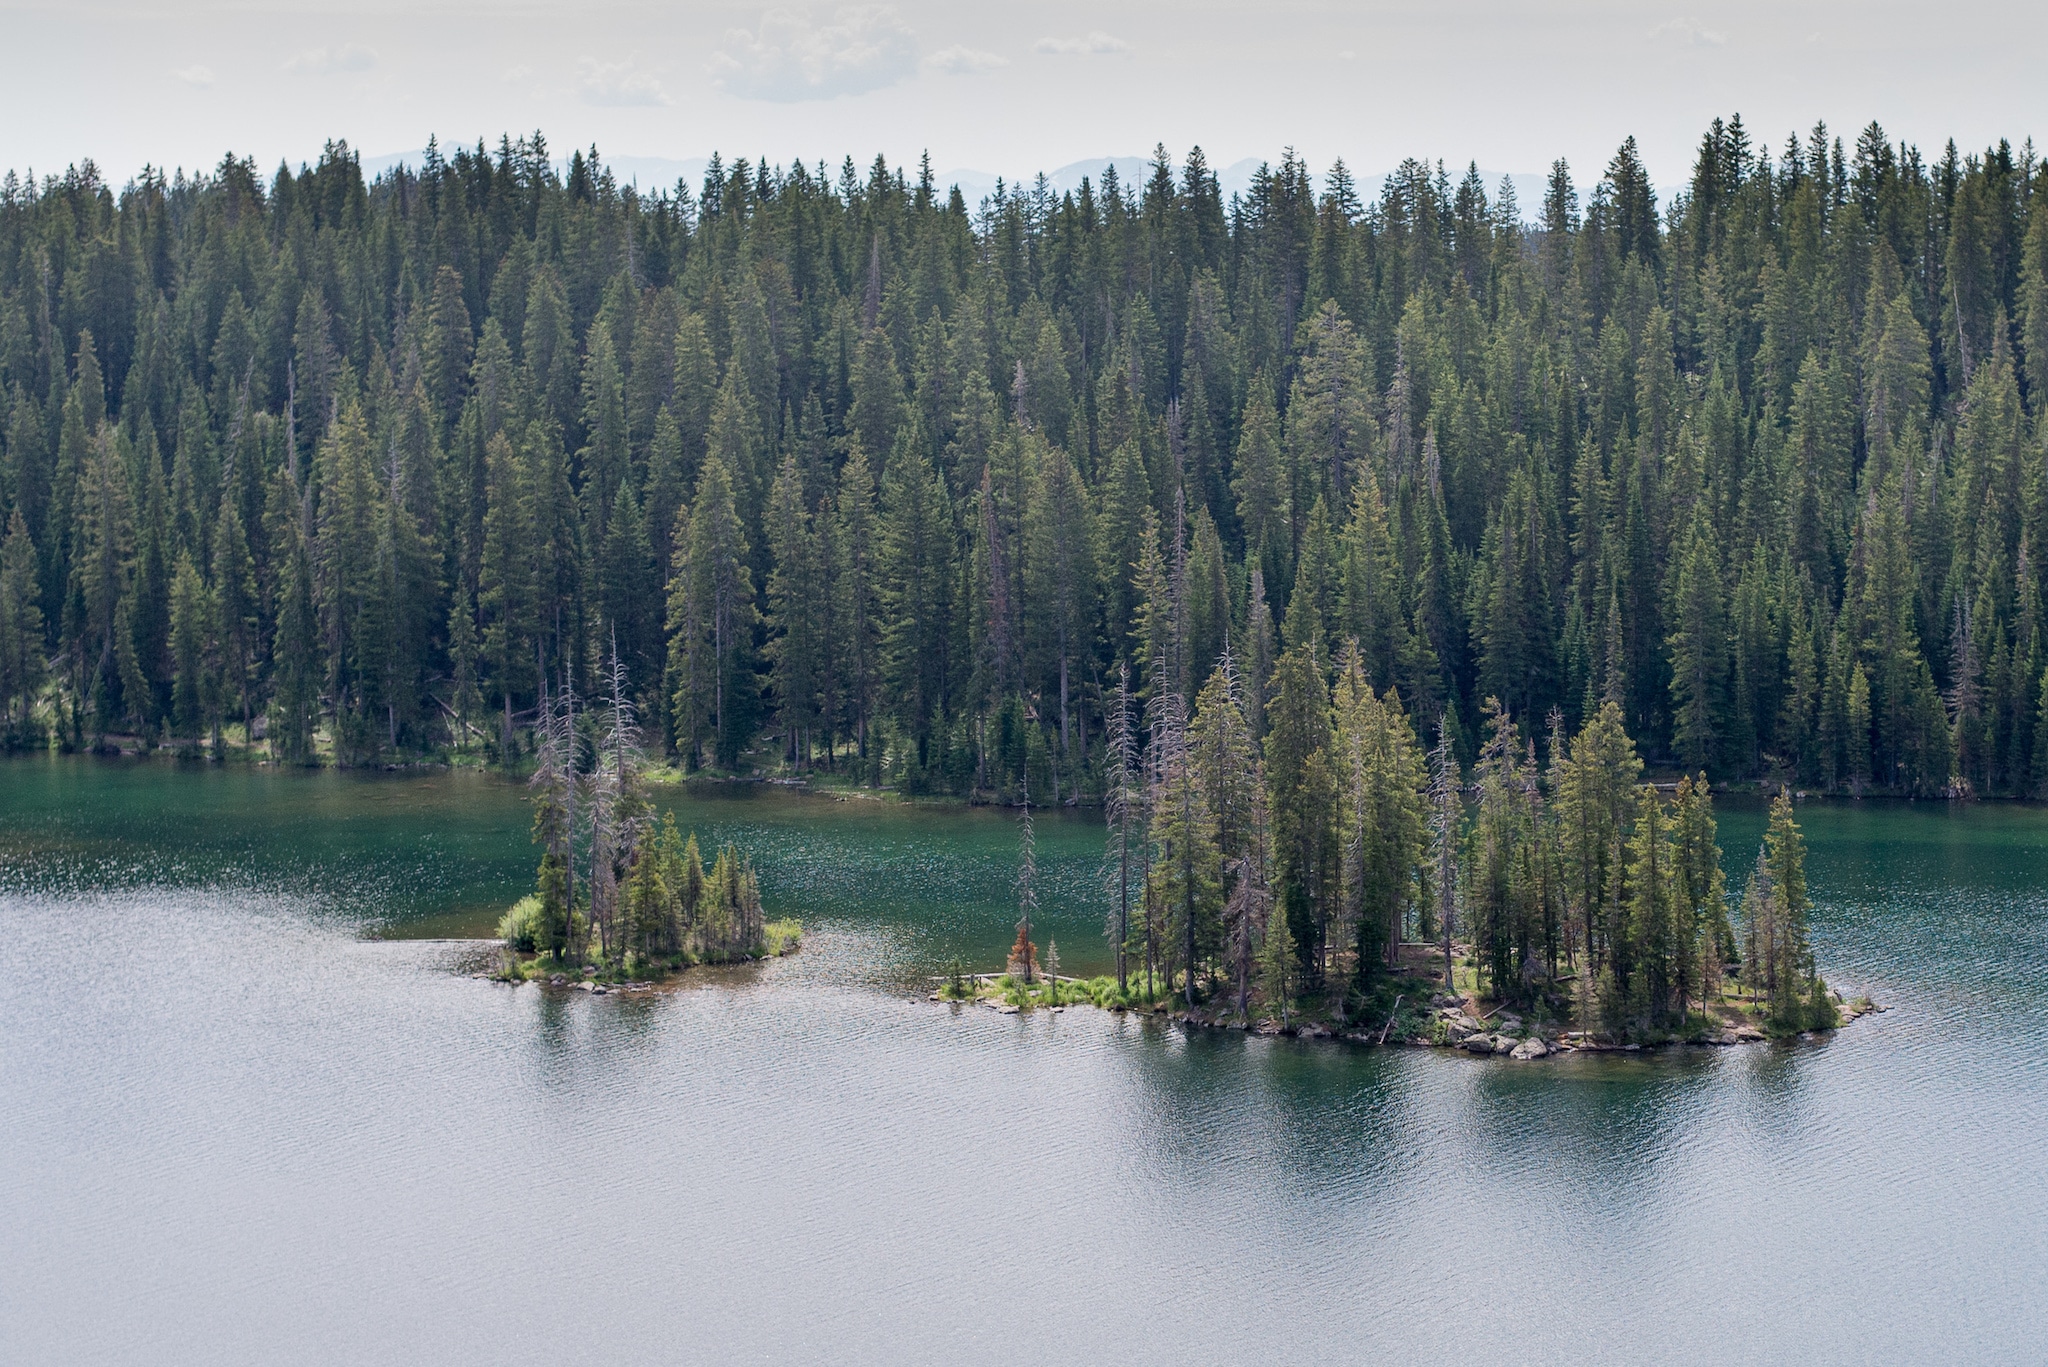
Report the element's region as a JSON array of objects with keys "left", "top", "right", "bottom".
[{"left": 2, "top": 755, "right": 2045, "bottom": 1365}]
